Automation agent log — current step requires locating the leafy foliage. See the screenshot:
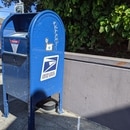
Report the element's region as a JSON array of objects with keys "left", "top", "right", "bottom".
[
  {"left": 37, "top": 0, "right": 98, "bottom": 51},
  {"left": 98, "top": 4, "right": 130, "bottom": 45},
  {"left": 2, "top": 0, "right": 130, "bottom": 52},
  {"left": 37, "top": 0, "right": 130, "bottom": 51}
]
